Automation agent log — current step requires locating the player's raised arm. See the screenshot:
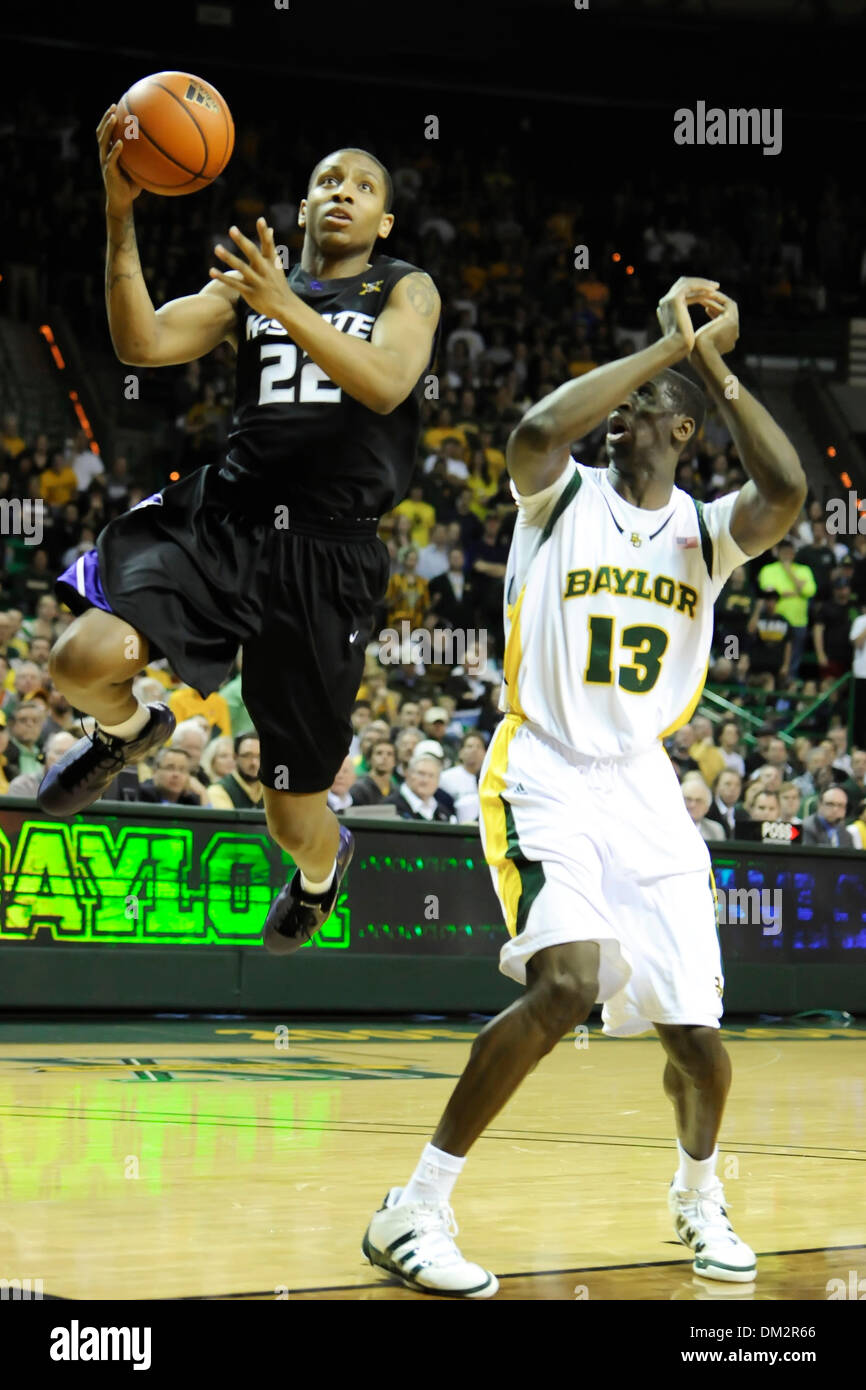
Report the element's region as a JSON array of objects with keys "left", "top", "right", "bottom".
[
  {"left": 689, "top": 294, "right": 807, "bottom": 554},
  {"left": 210, "top": 220, "right": 441, "bottom": 414},
  {"left": 98, "top": 106, "right": 240, "bottom": 366},
  {"left": 505, "top": 276, "right": 724, "bottom": 495}
]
